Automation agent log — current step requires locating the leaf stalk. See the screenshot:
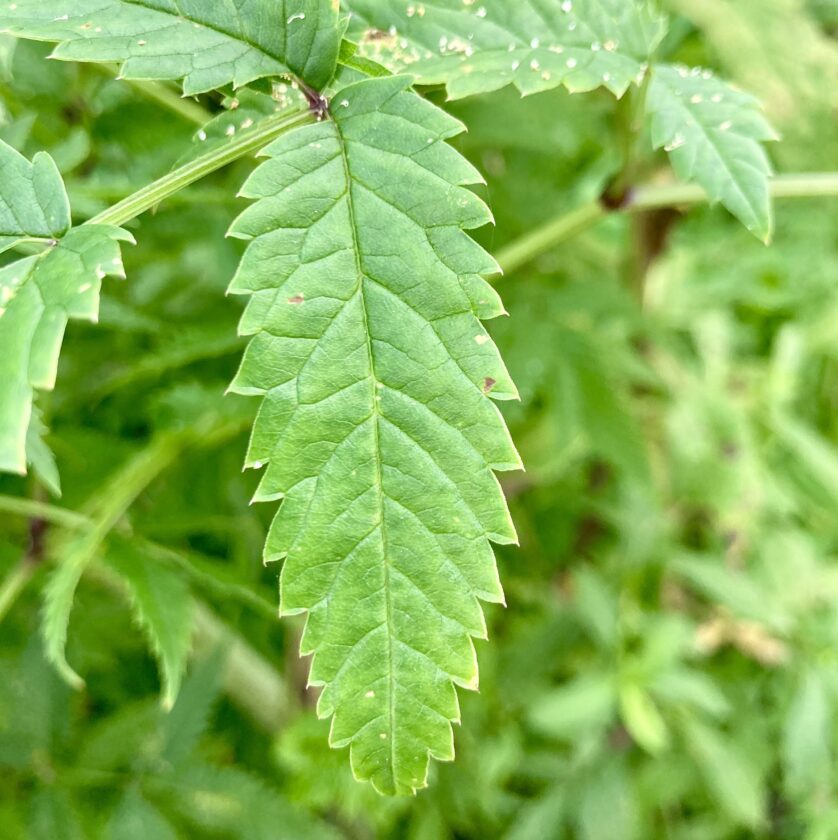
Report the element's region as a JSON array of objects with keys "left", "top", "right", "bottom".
[
  {"left": 88, "top": 106, "right": 313, "bottom": 228},
  {"left": 497, "top": 172, "right": 838, "bottom": 274}
]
